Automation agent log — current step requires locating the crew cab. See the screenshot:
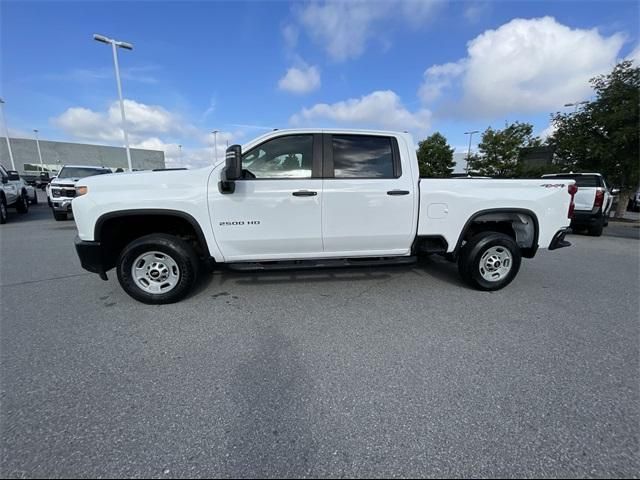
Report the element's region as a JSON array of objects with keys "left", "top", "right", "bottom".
[
  {"left": 542, "top": 173, "right": 612, "bottom": 236},
  {"left": 49, "top": 165, "right": 112, "bottom": 221},
  {"left": 0, "top": 165, "right": 30, "bottom": 224},
  {"left": 72, "top": 129, "right": 575, "bottom": 304}
]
